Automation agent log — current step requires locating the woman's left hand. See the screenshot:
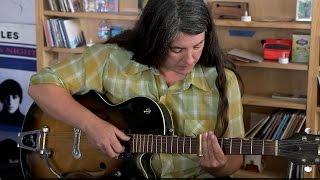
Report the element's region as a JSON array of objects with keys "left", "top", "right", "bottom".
[{"left": 199, "top": 131, "right": 227, "bottom": 171}]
